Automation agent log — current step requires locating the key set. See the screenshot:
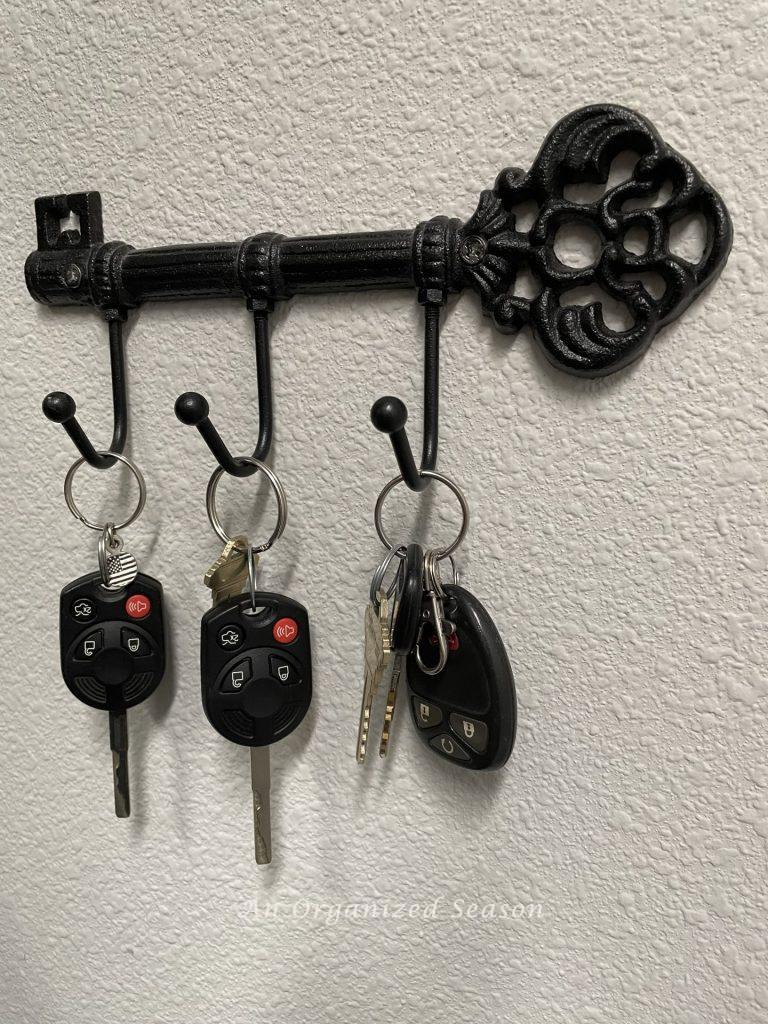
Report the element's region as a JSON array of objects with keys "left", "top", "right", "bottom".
[
  {"left": 198, "top": 462, "right": 311, "bottom": 863},
  {"left": 58, "top": 452, "right": 165, "bottom": 817},
  {"left": 358, "top": 475, "right": 516, "bottom": 771},
  {"left": 36, "top": 105, "right": 732, "bottom": 856}
]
